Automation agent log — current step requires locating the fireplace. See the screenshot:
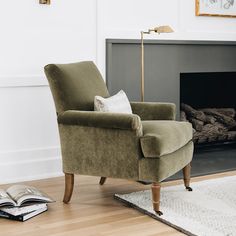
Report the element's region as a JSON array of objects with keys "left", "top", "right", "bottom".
[
  {"left": 180, "top": 72, "right": 236, "bottom": 147},
  {"left": 106, "top": 39, "right": 236, "bottom": 175}
]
